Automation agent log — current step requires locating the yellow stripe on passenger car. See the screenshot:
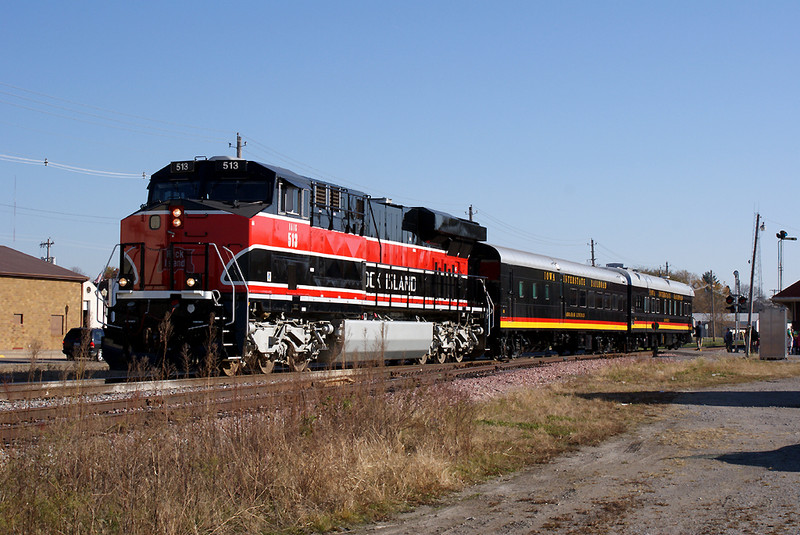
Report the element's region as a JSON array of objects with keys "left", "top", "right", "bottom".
[
  {"left": 500, "top": 318, "right": 627, "bottom": 331},
  {"left": 631, "top": 321, "right": 691, "bottom": 331}
]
